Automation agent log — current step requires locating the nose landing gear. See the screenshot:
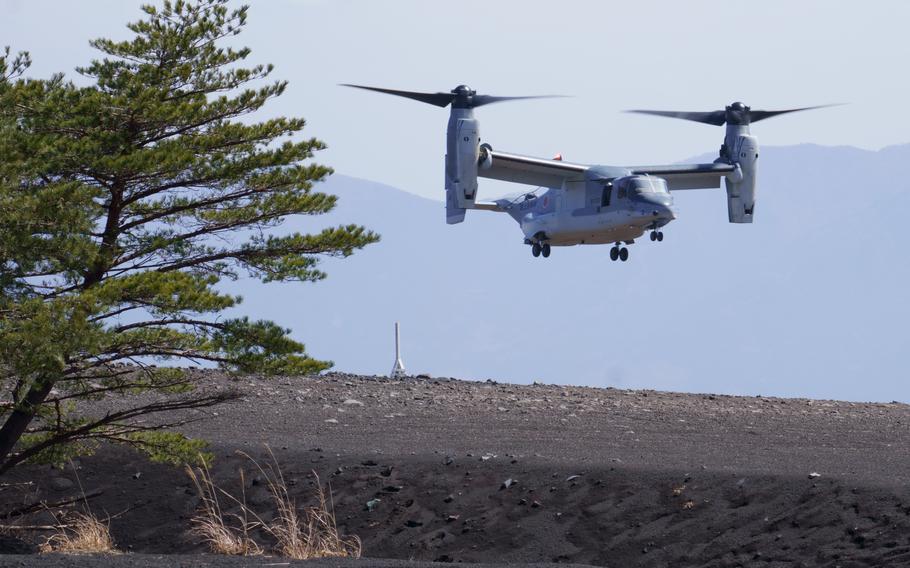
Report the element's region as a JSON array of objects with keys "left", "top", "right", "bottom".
[
  {"left": 530, "top": 240, "right": 551, "bottom": 259},
  {"left": 649, "top": 231, "right": 664, "bottom": 242}
]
